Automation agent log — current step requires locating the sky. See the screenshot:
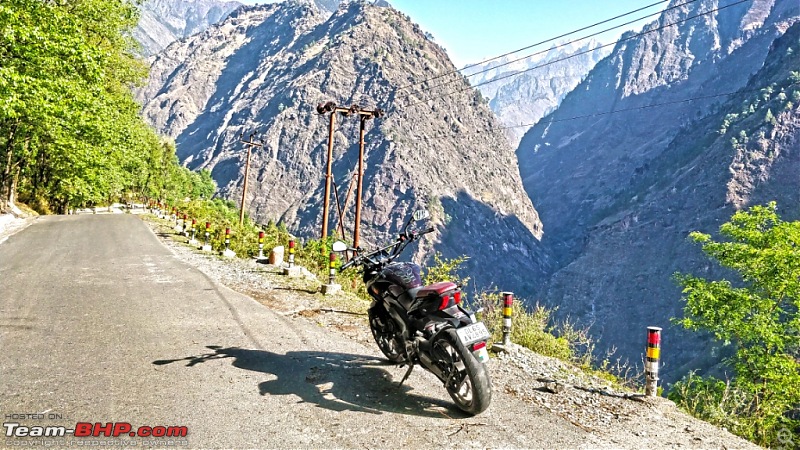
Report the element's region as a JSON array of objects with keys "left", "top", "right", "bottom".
[{"left": 242, "top": 1, "right": 670, "bottom": 67}]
